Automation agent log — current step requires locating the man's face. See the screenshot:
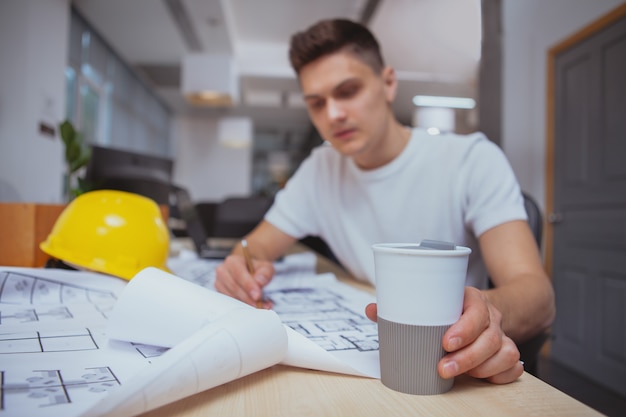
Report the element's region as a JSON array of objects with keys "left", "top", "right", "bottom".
[{"left": 299, "top": 51, "right": 396, "bottom": 165}]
